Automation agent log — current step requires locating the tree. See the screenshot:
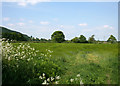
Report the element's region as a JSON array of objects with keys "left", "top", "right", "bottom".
[
  {"left": 71, "top": 37, "right": 80, "bottom": 43},
  {"left": 36, "top": 37, "right": 40, "bottom": 41},
  {"left": 2, "top": 32, "right": 27, "bottom": 41},
  {"left": 88, "top": 35, "right": 96, "bottom": 43},
  {"left": 51, "top": 31, "right": 65, "bottom": 43},
  {"left": 79, "top": 35, "right": 87, "bottom": 43},
  {"left": 40, "top": 38, "right": 47, "bottom": 41},
  {"left": 107, "top": 35, "right": 117, "bottom": 43}
]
